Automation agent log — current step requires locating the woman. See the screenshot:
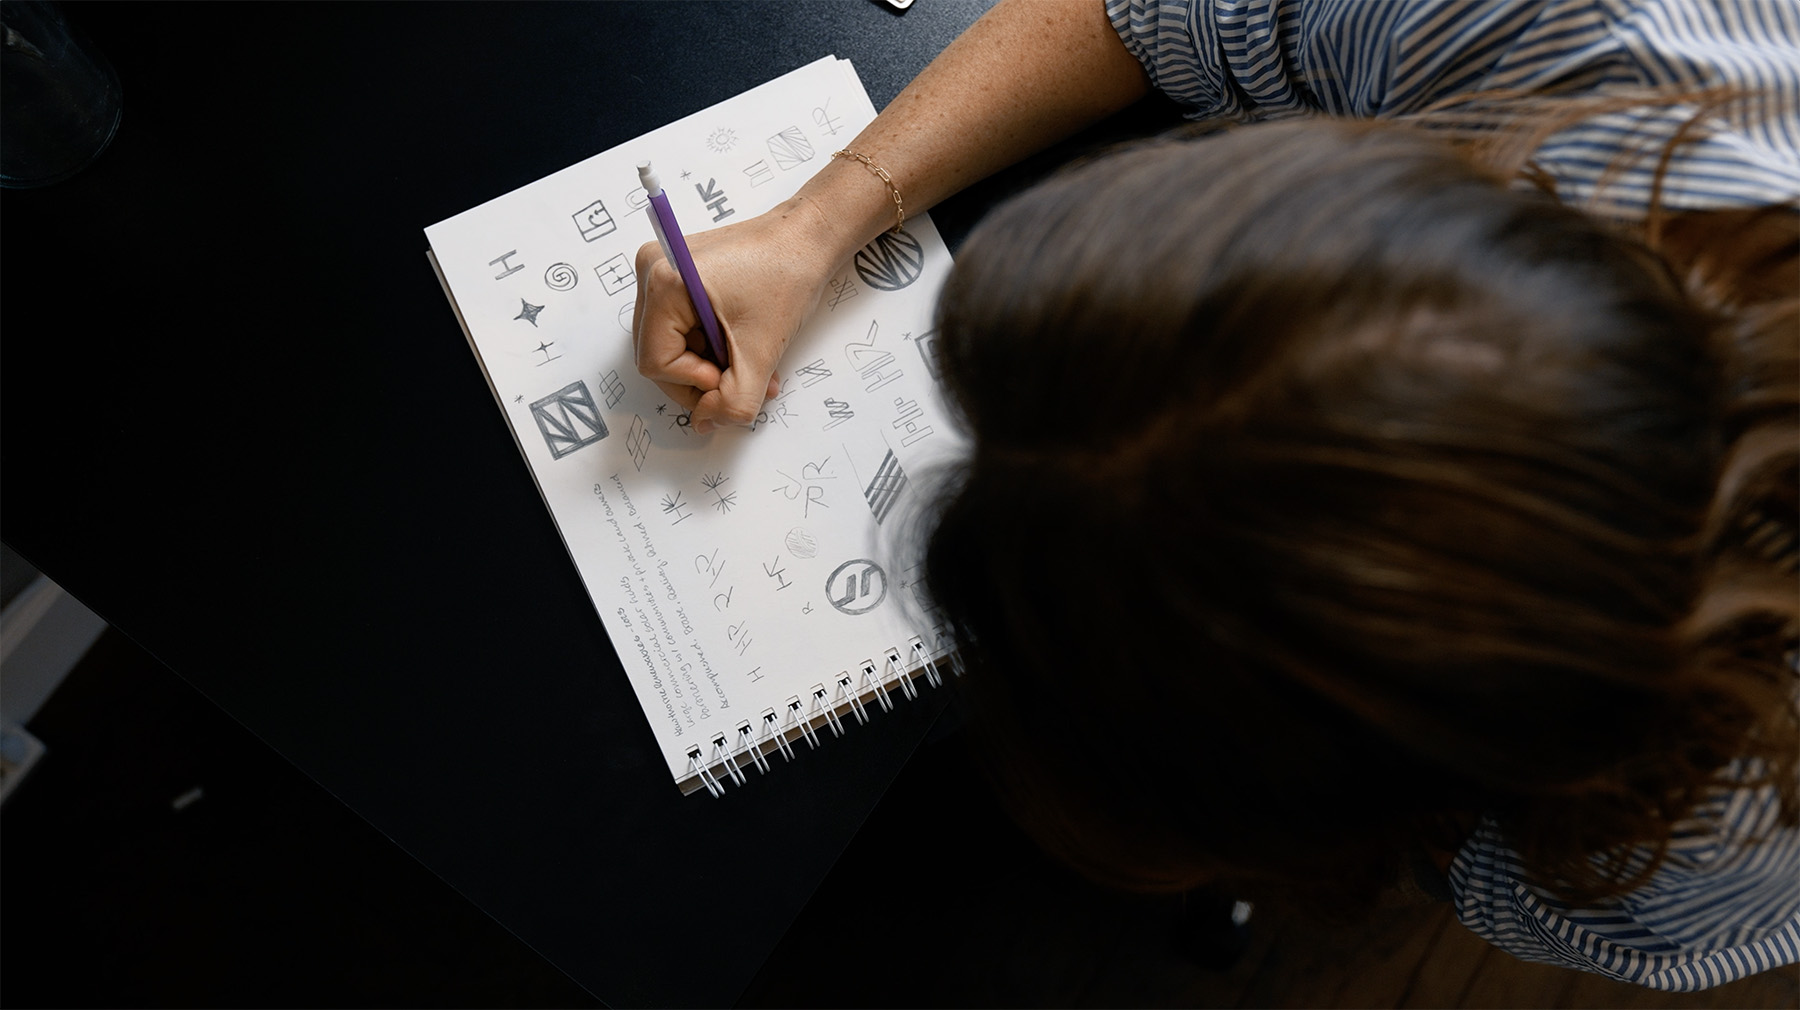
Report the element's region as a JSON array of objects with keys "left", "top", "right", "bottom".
[{"left": 632, "top": 0, "right": 1799, "bottom": 990}]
